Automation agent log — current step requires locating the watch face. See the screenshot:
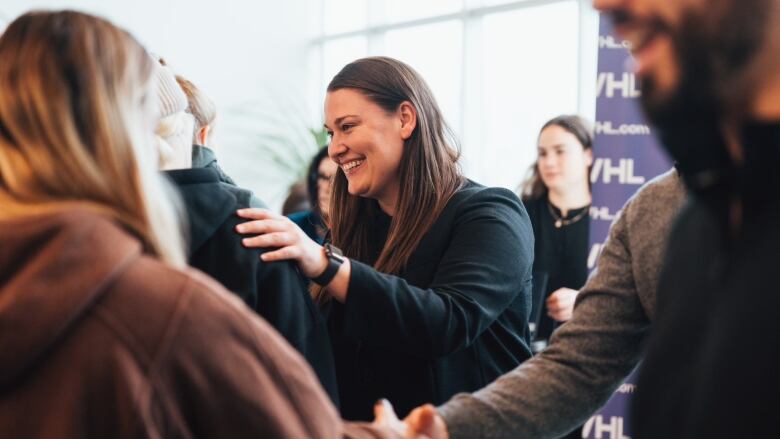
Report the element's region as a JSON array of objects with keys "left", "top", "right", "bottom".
[{"left": 327, "top": 243, "right": 344, "bottom": 258}]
